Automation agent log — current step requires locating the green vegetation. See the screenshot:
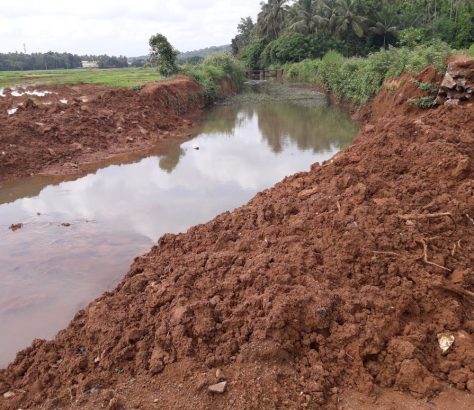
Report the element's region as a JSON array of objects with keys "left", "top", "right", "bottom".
[
  {"left": 232, "top": 0, "right": 474, "bottom": 69},
  {"left": 148, "top": 34, "right": 179, "bottom": 77},
  {"left": 283, "top": 42, "right": 452, "bottom": 105},
  {"left": 178, "top": 45, "right": 232, "bottom": 65},
  {"left": 408, "top": 96, "right": 437, "bottom": 108},
  {"left": 182, "top": 54, "right": 245, "bottom": 103},
  {"left": 469, "top": 44, "right": 474, "bottom": 57},
  {"left": 0, "top": 68, "right": 163, "bottom": 88},
  {"left": 413, "top": 79, "right": 439, "bottom": 94}
]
